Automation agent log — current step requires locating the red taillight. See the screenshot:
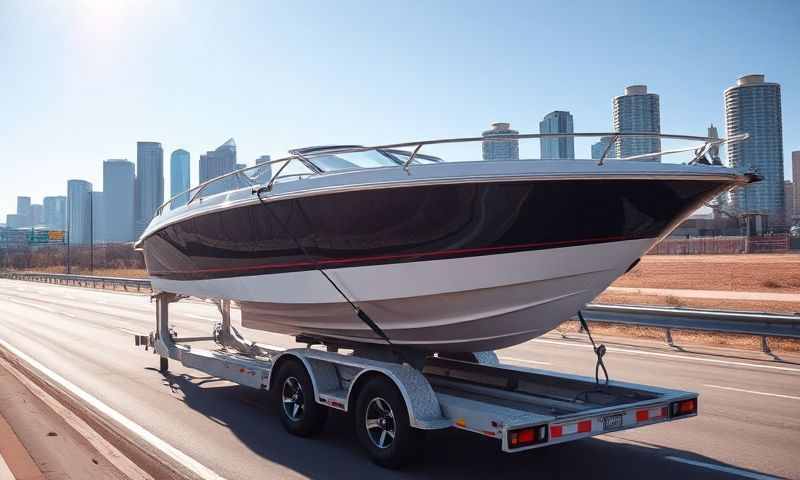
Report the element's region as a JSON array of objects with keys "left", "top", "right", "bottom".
[
  {"left": 636, "top": 410, "right": 649, "bottom": 422},
  {"left": 671, "top": 398, "right": 697, "bottom": 418},
  {"left": 577, "top": 420, "right": 592, "bottom": 433},
  {"left": 508, "top": 425, "right": 548, "bottom": 448}
]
